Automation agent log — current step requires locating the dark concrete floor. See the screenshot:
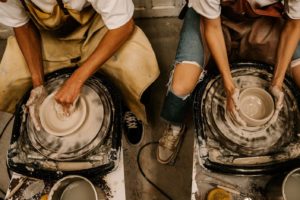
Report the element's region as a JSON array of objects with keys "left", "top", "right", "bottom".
[
  {"left": 123, "top": 18, "right": 195, "bottom": 200},
  {"left": 0, "top": 17, "right": 196, "bottom": 200}
]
